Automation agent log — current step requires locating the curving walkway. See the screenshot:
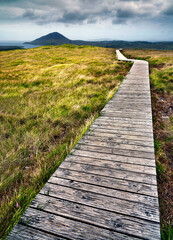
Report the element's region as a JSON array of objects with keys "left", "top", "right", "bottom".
[{"left": 7, "top": 50, "right": 161, "bottom": 240}]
